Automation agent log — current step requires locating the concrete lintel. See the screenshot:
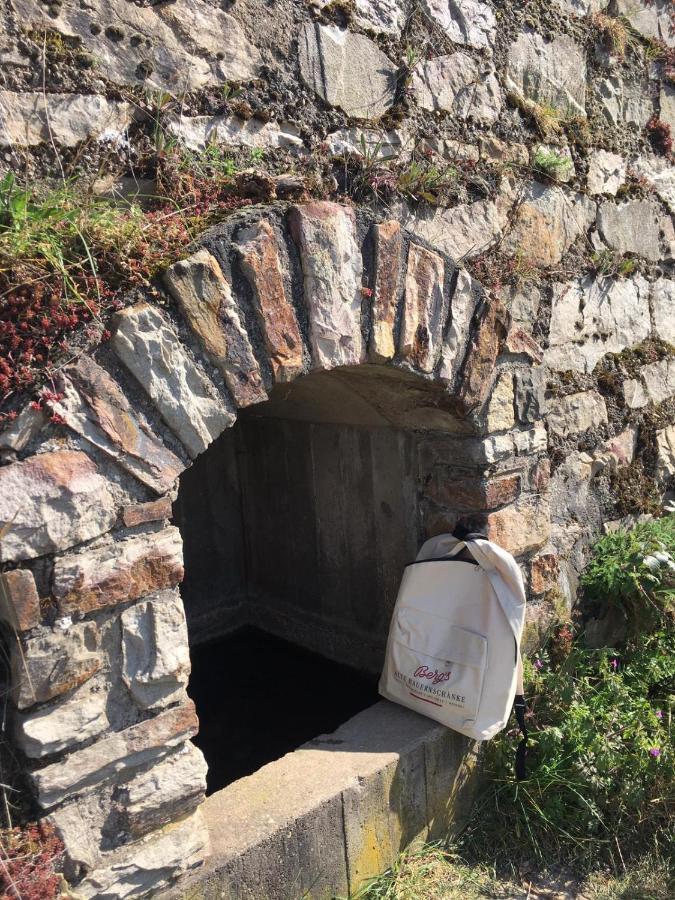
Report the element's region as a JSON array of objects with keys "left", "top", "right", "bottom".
[{"left": 162, "top": 700, "right": 476, "bottom": 899}]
